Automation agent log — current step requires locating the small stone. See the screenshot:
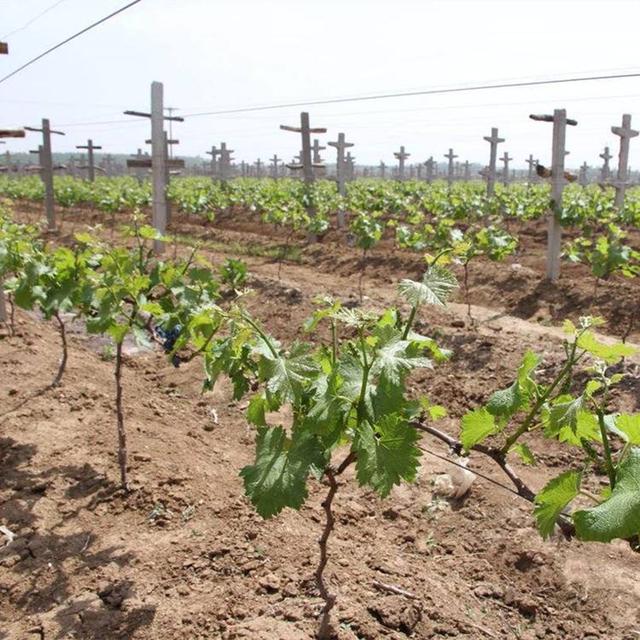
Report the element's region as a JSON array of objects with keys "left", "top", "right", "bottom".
[{"left": 257, "top": 573, "right": 280, "bottom": 593}]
